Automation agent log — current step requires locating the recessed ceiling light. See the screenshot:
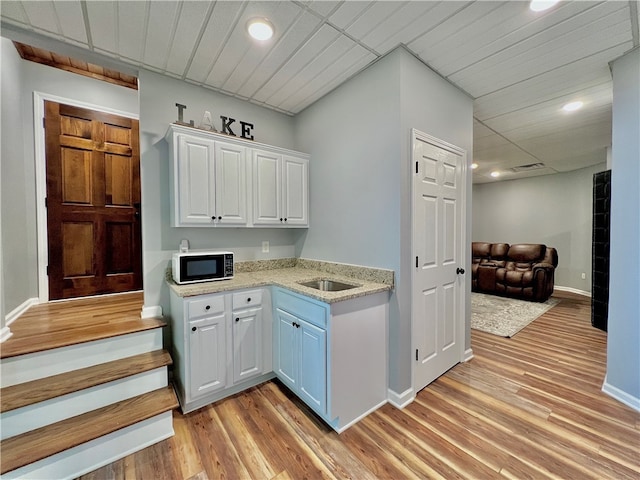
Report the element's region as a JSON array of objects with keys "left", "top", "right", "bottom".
[
  {"left": 529, "top": 0, "right": 559, "bottom": 12},
  {"left": 562, "top": 101, "right": 583, "bottom": 112},
  {"left": 471, "top": 162, "right": 479, "bottom": 170},
  {"left": 247, "top": 18, "right": 274, "bottom": 41},
  {"left": 490, "top": 171, "right": 500, "bottom": 178}
]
